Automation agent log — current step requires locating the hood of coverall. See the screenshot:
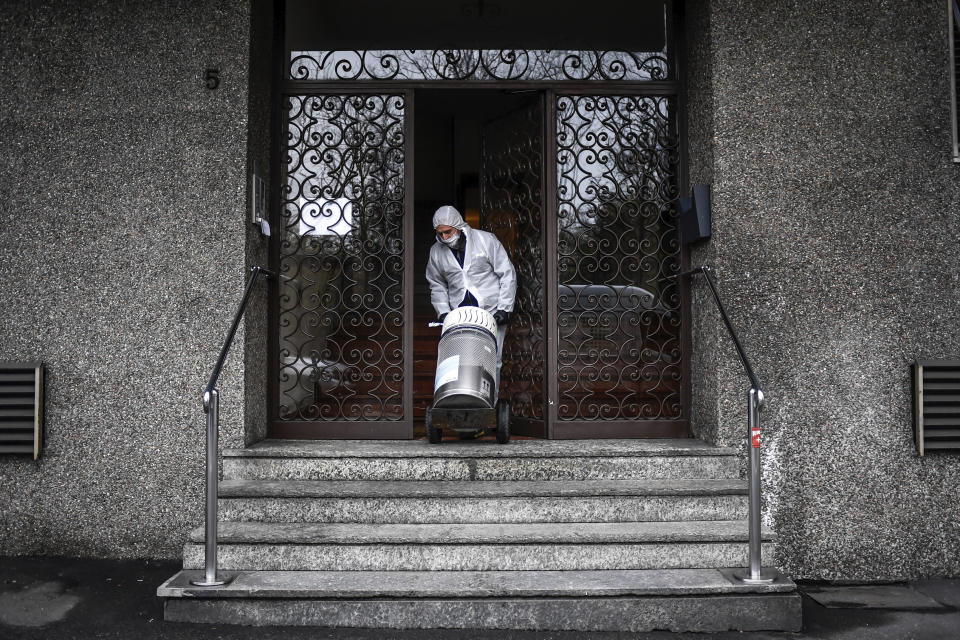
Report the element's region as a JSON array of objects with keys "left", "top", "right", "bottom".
[{"left": 433, "top": 206, "right": 469, "bottom": 233}]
